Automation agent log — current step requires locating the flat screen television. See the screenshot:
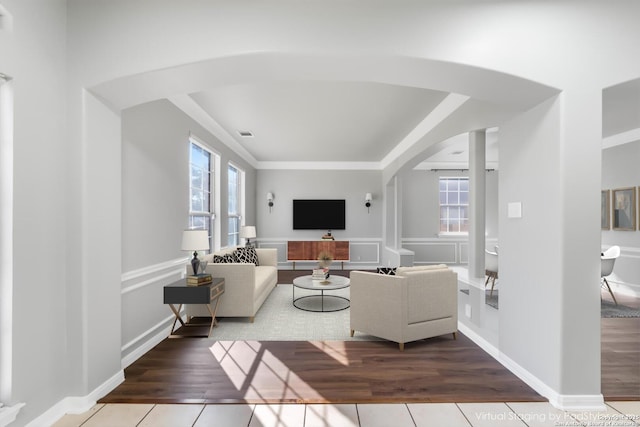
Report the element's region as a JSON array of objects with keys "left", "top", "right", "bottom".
[{"left": 293, "top": 199, "right": 346, "bottom": 230}]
